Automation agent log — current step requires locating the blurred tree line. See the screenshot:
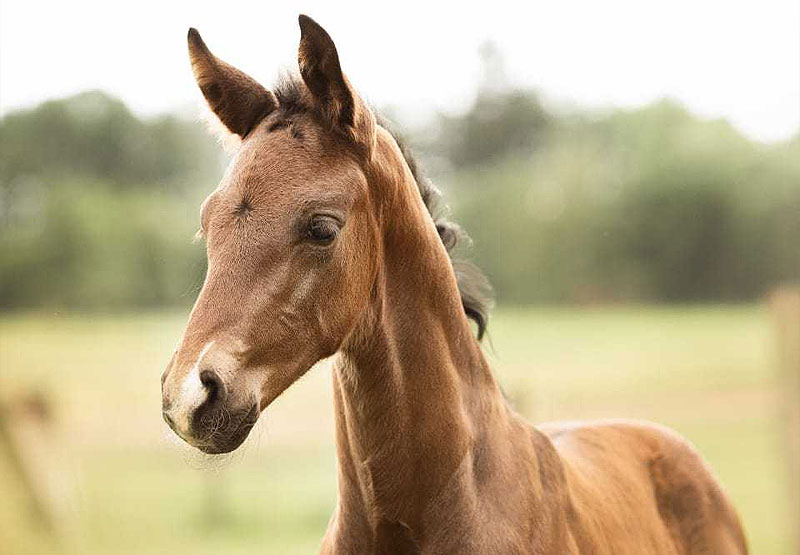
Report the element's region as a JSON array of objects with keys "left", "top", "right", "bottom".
[
  {"left": 418, "top": 91, "right": 799, "bottom": 304},
  {"left": 1, "top": 80, "right": 798, "bottom": 310},
  {"left": 0, "top": 91, "right": 220, "bottom": 309}
]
